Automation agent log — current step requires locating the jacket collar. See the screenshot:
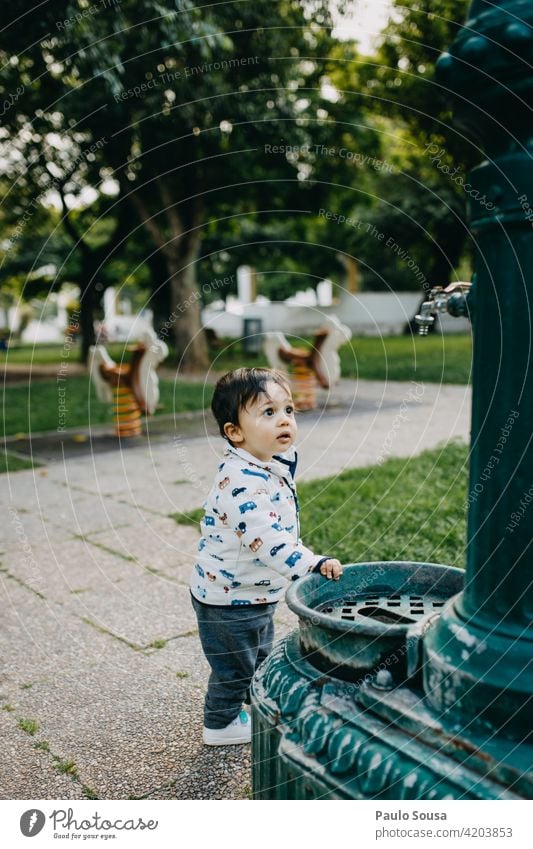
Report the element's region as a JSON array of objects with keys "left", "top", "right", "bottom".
[{"left": 224, "top": 444, "right": 297, "bottom": 480}]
